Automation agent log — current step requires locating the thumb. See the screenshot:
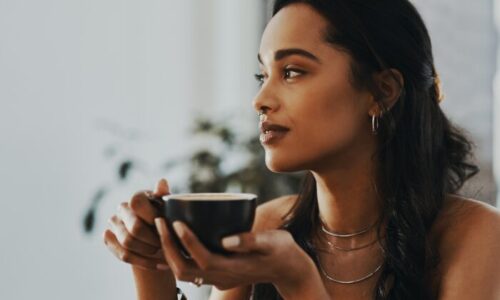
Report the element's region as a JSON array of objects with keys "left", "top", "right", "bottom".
[
  {"left": 153, "top": 178, "right": 170, "bottom": 197},
  {"left": 129, "top": 179, "right": 169, "bottom": 225}
]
